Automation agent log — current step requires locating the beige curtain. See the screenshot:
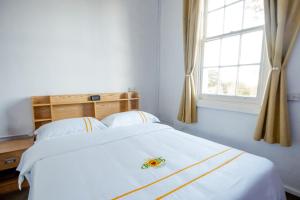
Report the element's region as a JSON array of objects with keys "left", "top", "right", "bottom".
[
  {"left": 177, "top": 0, "right": 201, "bottom": 123},
  {"left": 254, "top": 0, "right": 300, "bottom": 146}
]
